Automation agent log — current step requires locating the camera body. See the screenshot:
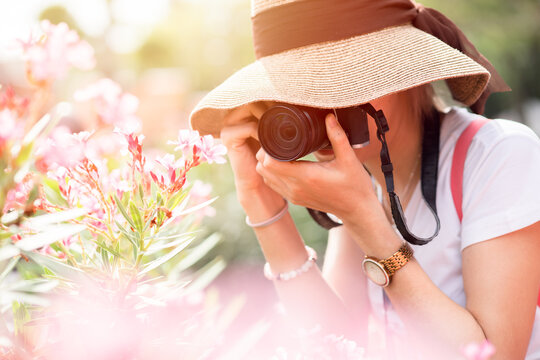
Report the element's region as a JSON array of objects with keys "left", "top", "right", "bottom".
[{"left": 258, "top": 104, "right": 370, "bottom": 161}]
